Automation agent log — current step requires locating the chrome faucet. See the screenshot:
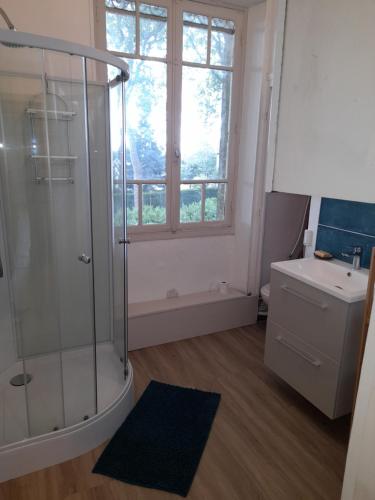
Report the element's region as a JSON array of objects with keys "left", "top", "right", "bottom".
[{"left": 341, "top": 246, "right": 362, "bottom": 270}]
